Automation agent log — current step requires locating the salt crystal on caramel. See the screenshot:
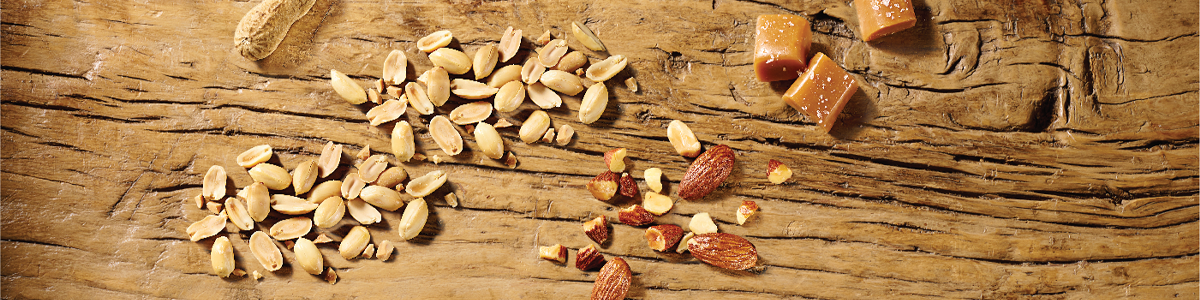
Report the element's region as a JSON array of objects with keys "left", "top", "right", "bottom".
[
  {"left": 782, "top": 52, "right": 858, "bottom": 132},
  {"left": 855, "top": 0, "right": 917, "bottom": 41},
  {"left": 754, "top": 14, "right": 812, "bottom": 82}
]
